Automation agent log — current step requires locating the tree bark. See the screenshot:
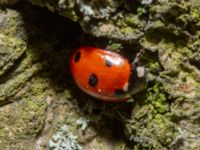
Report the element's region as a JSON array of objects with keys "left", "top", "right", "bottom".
[{"left": 0, "top": 1, "right": 200, "bottom": 149}]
